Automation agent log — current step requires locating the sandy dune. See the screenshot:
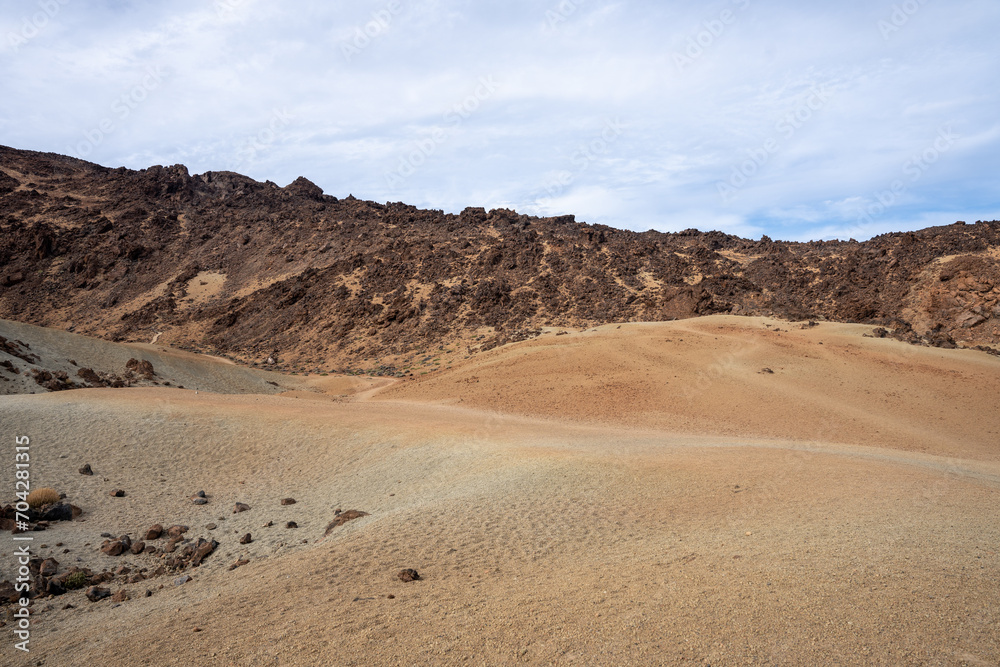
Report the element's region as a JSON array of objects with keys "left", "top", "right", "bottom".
[
  {"left": 1, "top": 316, "right": 998, "bottom": 666},
  {"left": 380, "top": 316, "right": 1000, "bottom": 462}
]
